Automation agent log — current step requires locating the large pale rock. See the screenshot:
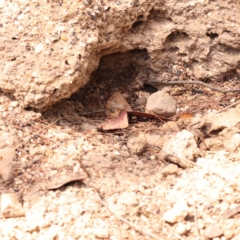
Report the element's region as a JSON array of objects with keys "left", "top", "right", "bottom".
[
  {"left": 232, "top": 235, "right": 240, "bottom": 240},
  {"left": 205, "top": 226, "right": 223, "bottom": 239},
  {"left": 118, "top": 192, "right": 138, "bottom": 206},
  {"left": 224, "top": 133, "right": 240, "bottom": 153},
  {"left": 162, "top": 199, "right": 189, "bottom": 223},
  {"left": 145, "top": 90, "right": 176, "bottom": 117},
  {"left": 0, "top": 147, "right": 16, "bottom": 182},
  {"left": 161, "top": 164, "right": 179, "bottom": 176},
  {"left": 205, "top": 108, "right": 240, "bottom": 134},
  {"left": 1, "top": 193, "right": 25, "bottom": 218},
  {"left": 162, "top": 130, "right": 200, "bottom": 163},
  {"left": 1, "top": 1, "right": 240, "bottom": 110}
]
